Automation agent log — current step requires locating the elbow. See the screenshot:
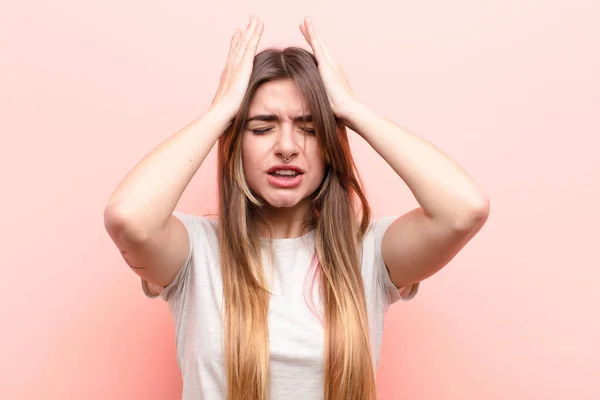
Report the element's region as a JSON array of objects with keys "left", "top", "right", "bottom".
[
  {"left": 454, "top": 196, "right": 490, "bottom": 232},
  {"left": 103, "top": 205, "right": 149, "bottom": 244}
]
